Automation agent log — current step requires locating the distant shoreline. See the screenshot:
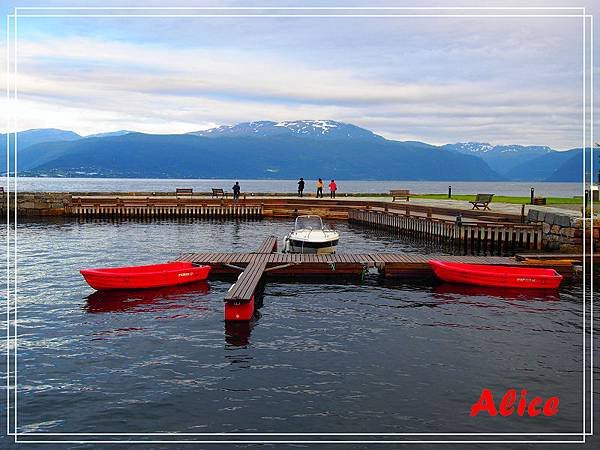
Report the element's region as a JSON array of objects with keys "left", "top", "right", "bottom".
[{"left": 1, "top": 177, "right": 585, "bottom": 199}]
